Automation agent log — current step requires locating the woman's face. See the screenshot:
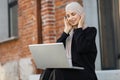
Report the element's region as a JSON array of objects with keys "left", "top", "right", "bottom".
[{"left": 66, "top": 10, "right": 81, "bottom": 26}]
